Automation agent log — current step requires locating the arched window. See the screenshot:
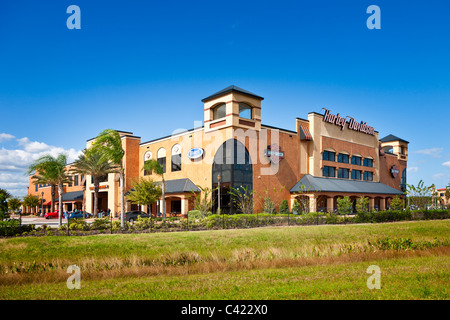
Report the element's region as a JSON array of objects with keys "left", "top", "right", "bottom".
[
  {"left": 212, "top": 103, "right": 226, "bottom": 120},
  {"left": 239, "top": 103, "right": 252, "bottom": 119},
  {"left": 212, "top": 139, "right": 252, "bottom": 214},
  {"left": 157, "top": 148, "right": 166, "bottom": 173},
  {"left": 171, "top": 144, "right": 181, "bottom": 172}
]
